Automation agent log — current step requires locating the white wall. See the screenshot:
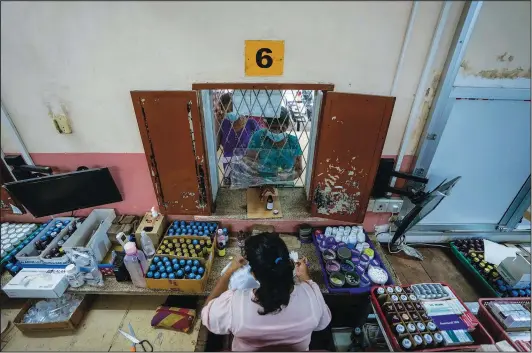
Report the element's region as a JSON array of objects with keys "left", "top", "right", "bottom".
[
  {"left": 1, "top": 1, "right": 458, "bottom": 156},
  {"left": 455, "top": 1, "right": 531, "bottom": 89}
]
